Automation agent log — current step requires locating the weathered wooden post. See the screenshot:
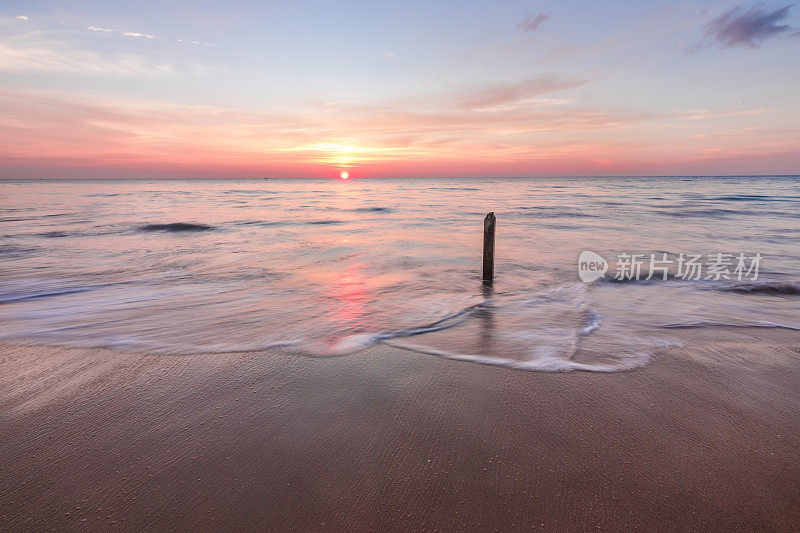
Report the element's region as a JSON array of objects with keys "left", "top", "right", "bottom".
[{"left": 482, "top": 212, "right": 496, "bottom": 283}]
